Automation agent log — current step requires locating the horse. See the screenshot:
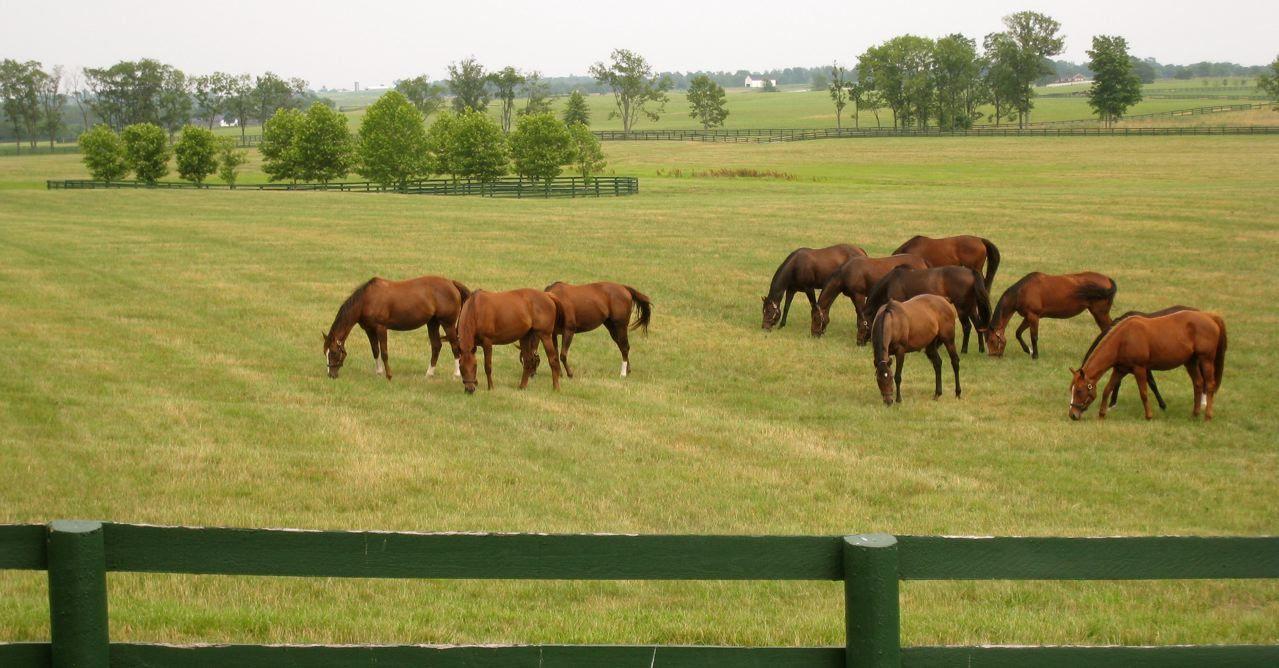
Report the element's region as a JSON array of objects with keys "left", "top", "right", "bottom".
[
  {"left": 456, "top": 288, "right": 567, "bottom": 394},
  {"left": 861, "top": 266, "right": 991, "bottom": 353},
  {"left": 986, "top": 272, "right": 1117, "bottom": 359},
  {"left": 810, "top": 254, "right": 930, "bottom": 339},
  {"left": 1085, "top": 306, "right": 1201, "bottom": 412},
  {"left": 870, "top": 294, "right": 961, "bottom": 405},
  {"left": 892, "top": 235, "right": 1001, "bottom": 291},
  {"left": 1069, "top": 309, "right": 1226, "bottom": 421},
  {"left": 761, "top": 244, "right": 867, "bottom": 330},
  {"left": 545, "top": 281, "right": 653, "bottom": 377},
  {"left": 322, "top": 276, "right": 470, "bottom": 380}
]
